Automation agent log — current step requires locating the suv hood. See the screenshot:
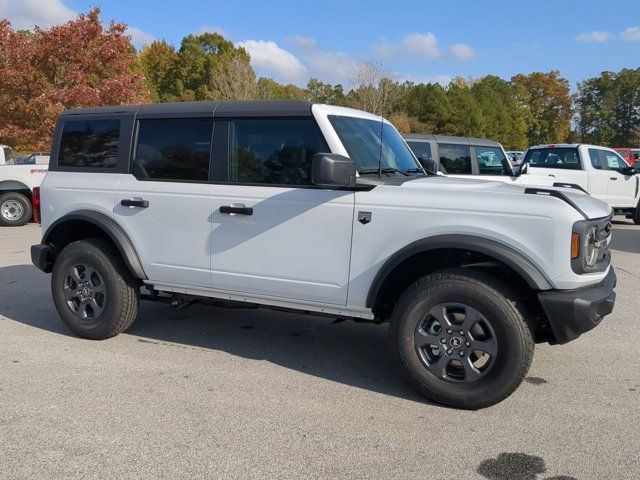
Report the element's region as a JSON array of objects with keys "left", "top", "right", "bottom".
[{"left": 402, "top": 176, "right": 612, "bottom": 220}]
